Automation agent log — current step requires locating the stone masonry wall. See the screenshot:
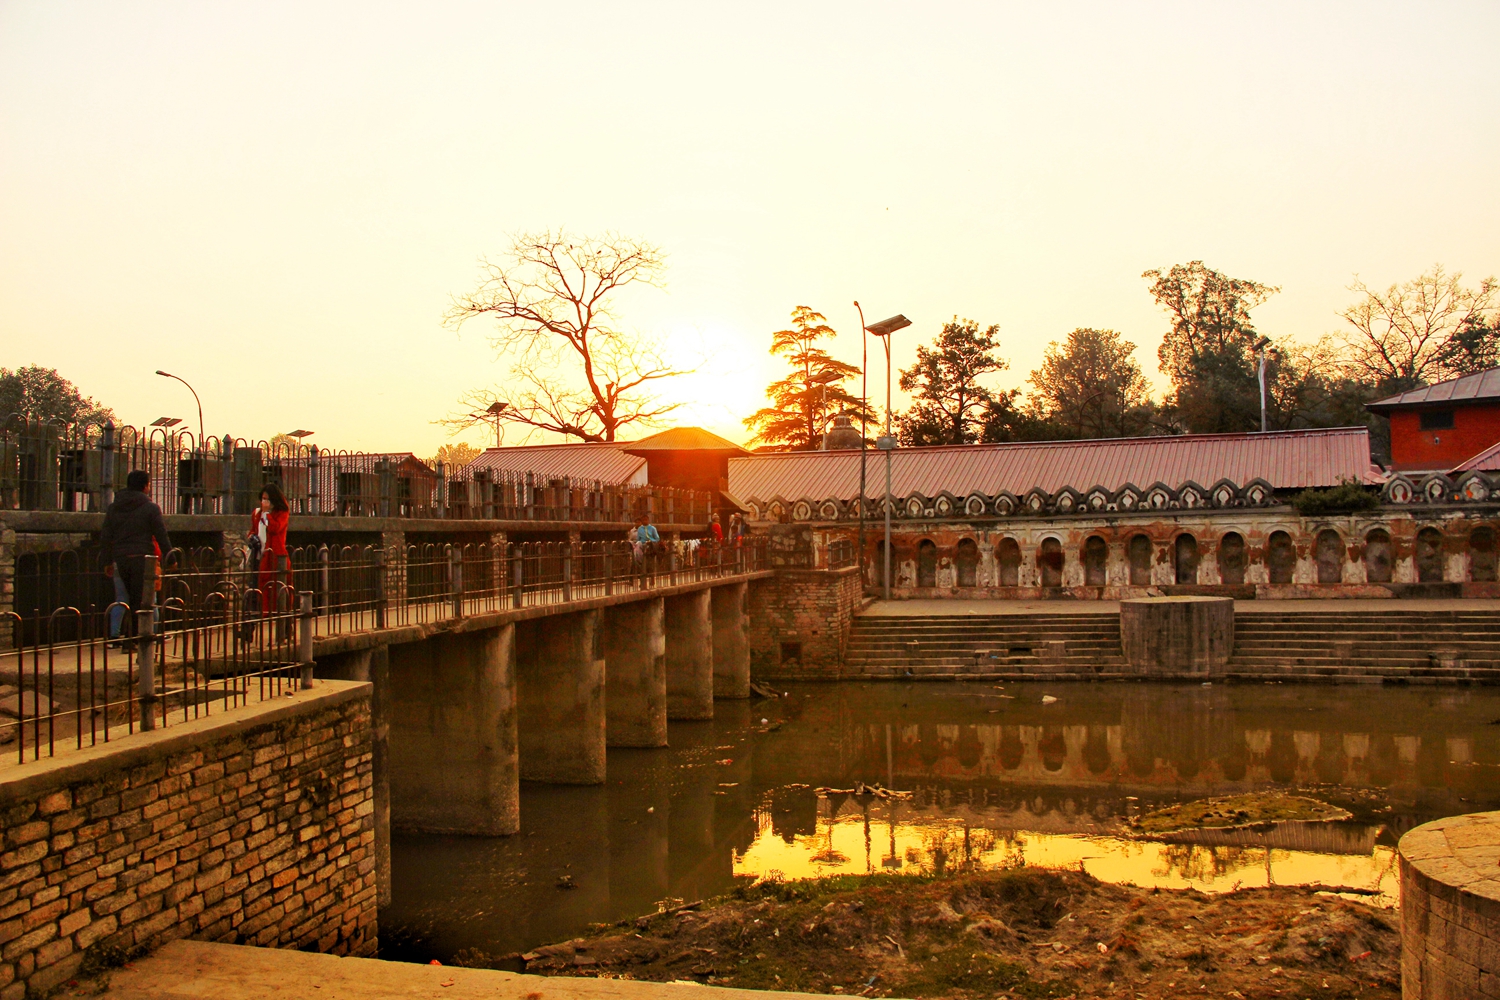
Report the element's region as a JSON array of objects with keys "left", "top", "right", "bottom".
[
  {"left": 748, "top": 567, "right": 862, "bottom": 678},
  {"left": 0, "top": 682, "right": 376, "bottom": 998},
  {"left": 1399, "top": 810, "right": 1500, "bottom": 998}
]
